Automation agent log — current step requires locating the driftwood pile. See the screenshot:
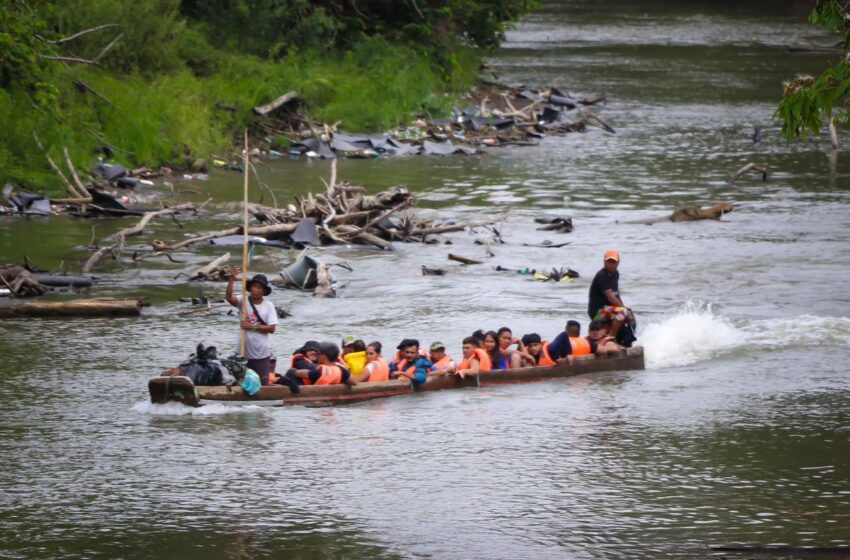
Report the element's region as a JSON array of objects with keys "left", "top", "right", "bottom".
[
  {"left": 152, "top": 165, "right": 499, "bottom": 252},
  {"left": 0, "top": 266, "right": 48, "bottom": 297},
  {"left": 249, "top": 82, "right": 612, "bottom": 159}
]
